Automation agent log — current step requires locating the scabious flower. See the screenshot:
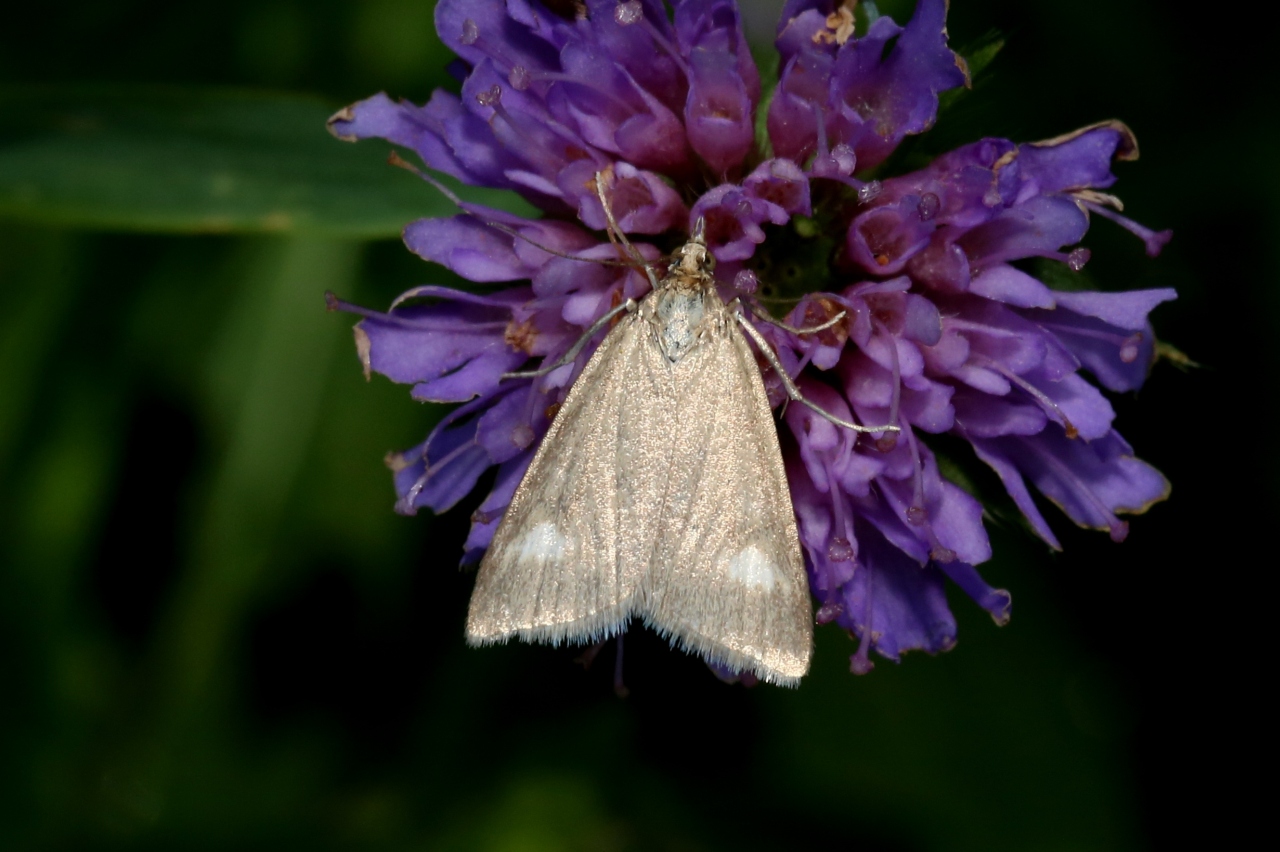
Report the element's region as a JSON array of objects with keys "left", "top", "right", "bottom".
[{"left": 329, "top": 0, "right": 1173, "bottom": 674}]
